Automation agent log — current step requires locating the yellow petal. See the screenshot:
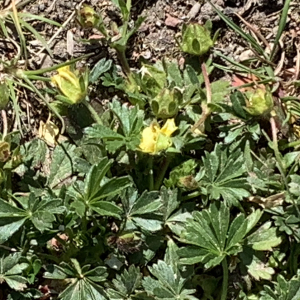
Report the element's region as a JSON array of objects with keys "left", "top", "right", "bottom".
[
  {"left": 160, "top": 119, "right": 178, "bottom": 137},
  {"left": 139, "top": 122, "right": 160, "bottom": 154},
  {"left": 57, "top": 66, "right": 71, "bottom": 74},
  {"left": 39, "top": 120, "right": 59, "bottom": 147}
]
